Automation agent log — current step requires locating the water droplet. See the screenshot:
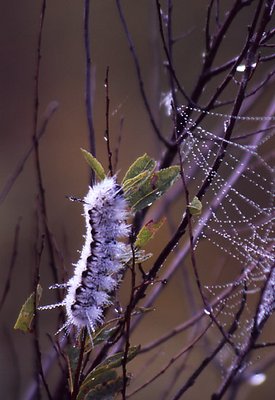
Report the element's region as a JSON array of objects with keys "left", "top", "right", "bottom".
[
  {"left": 236, "top": 64, "right": 246, "bottom": 72},
  {"left": 248, "top": 373, "right": 266, "bottom": 386},
  {"left": 237, "top": 62, "right": 257, "bottom": 72}
]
